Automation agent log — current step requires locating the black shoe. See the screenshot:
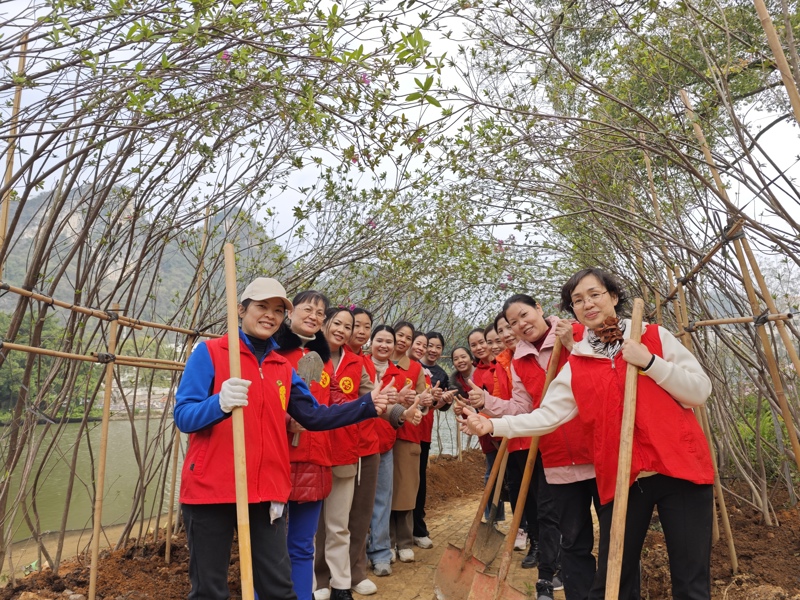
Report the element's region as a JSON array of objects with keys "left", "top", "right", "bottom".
[
  {"left": 521, "top": 541, "right": 539, "bottom": 569},
  {"left": 536, "top": 579, "right": 554, "bottom": 600},
  {"left": 552, "top": 572, "right": 564, "bottom": 591},
  {"left": 331, "top": 589, "right": 355, "bottom": 600}
]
